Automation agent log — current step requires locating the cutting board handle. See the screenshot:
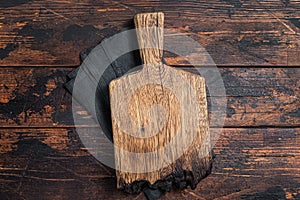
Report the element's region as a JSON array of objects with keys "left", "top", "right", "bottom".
[{"left": 134, "top": 12, "right": 164, "bottom": 65}]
